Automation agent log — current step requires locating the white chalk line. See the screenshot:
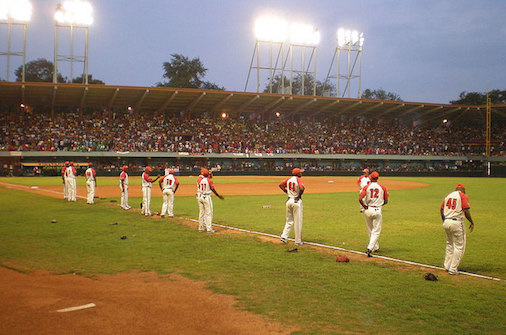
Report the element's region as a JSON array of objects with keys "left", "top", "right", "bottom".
[
  {"left": 56, "top": 303, "right": 96, "bottom": 313},
  {"left": 0, "top": 182, "right": 87, "bottom": 200},
  {"left": 189, "top": 219, "right": 502, "bottom": 282}
]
